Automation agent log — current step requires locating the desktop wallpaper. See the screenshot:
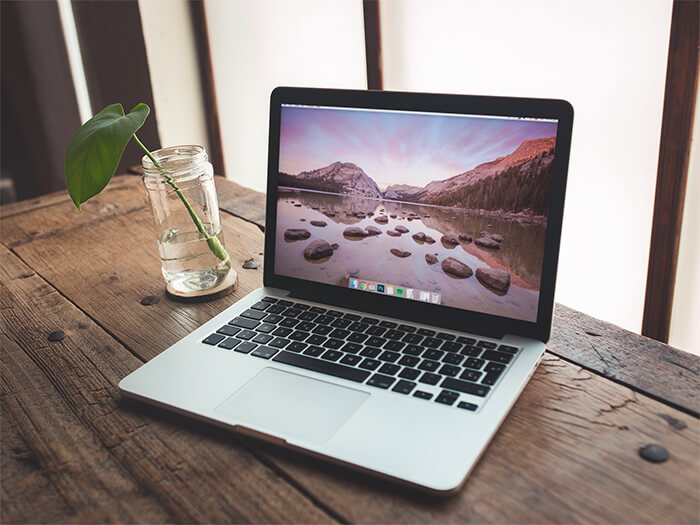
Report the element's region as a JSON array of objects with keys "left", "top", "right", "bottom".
[{"left": 274, "top": 106, "right": 558, "bottom": 322}]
